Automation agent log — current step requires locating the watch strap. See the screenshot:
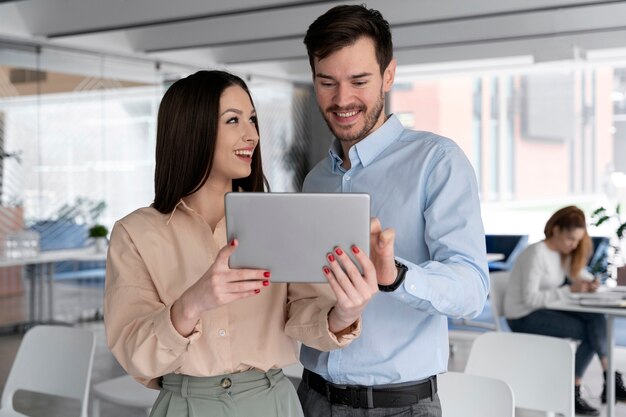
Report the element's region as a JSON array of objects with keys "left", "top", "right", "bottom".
[{"left": 378, "top": 259, "right": 408, "bottom": 292}]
